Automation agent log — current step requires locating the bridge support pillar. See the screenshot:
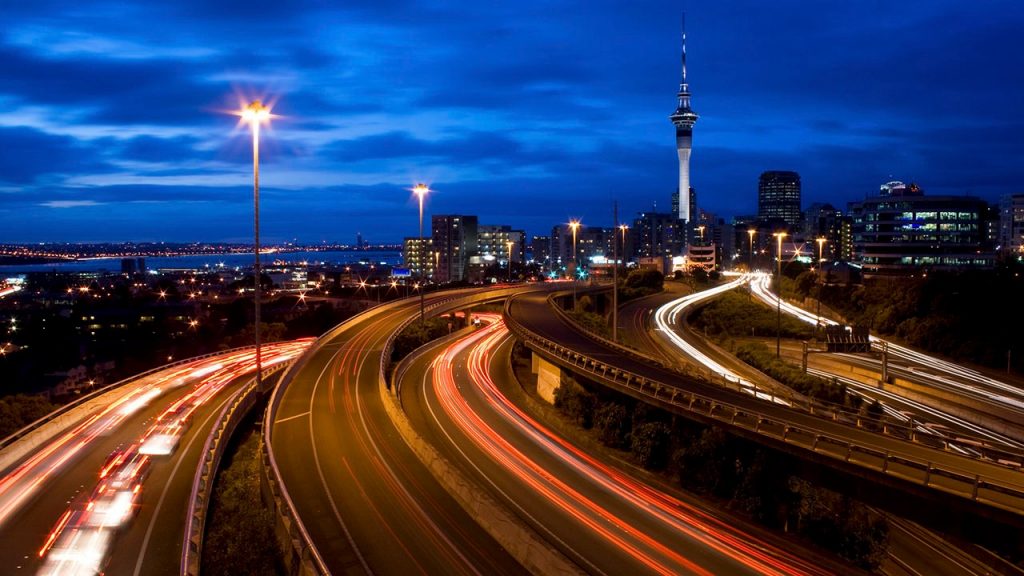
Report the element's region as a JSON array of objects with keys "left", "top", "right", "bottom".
[{"left": 531, "top": 353, "right": 562, "bottom": 404}]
